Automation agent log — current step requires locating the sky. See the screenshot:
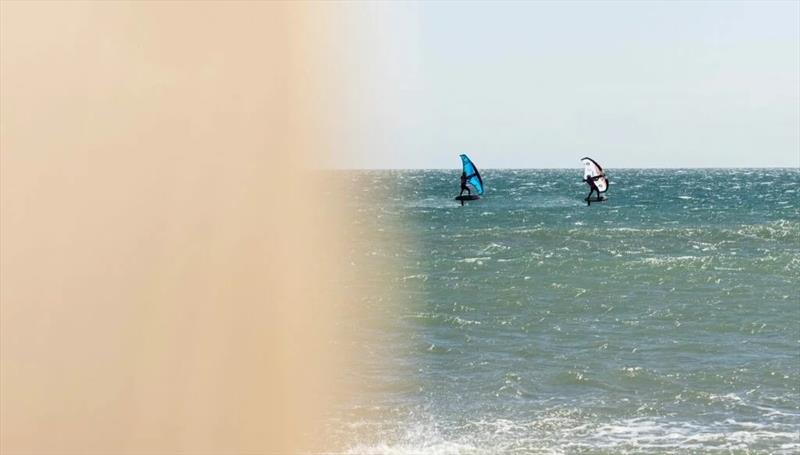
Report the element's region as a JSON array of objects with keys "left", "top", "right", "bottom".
[{"left": 319, "top": 1, "right": 799, "bottom": 169}]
